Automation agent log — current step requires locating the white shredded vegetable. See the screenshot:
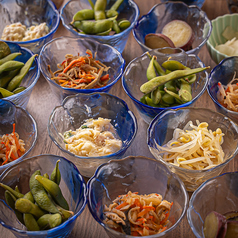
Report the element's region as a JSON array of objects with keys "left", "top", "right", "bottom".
[{"left": 156, "top": 121, "right": 225, "bottom": 170}]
